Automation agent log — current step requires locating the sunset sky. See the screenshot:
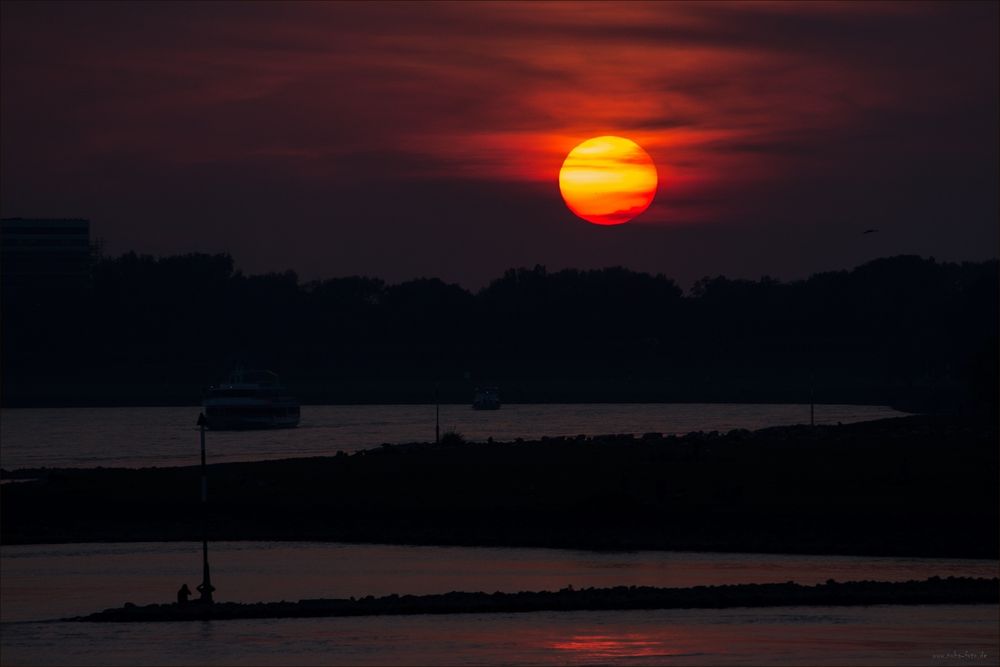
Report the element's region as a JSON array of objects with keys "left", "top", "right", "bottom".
[{"left": 2, "top": 1, "right": 997, "bottom": 287}]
